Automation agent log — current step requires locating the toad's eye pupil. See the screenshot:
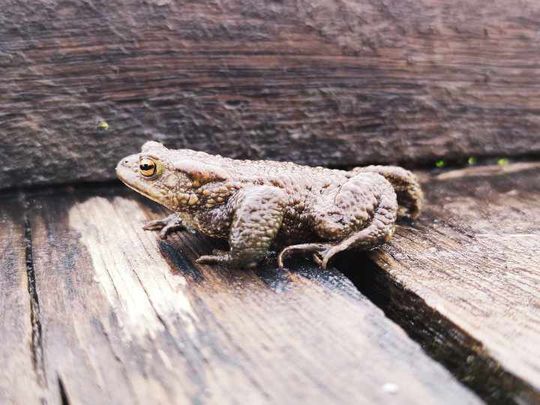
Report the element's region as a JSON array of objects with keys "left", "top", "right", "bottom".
[{"left": 139, "top": 159, "right": 157, "bottom": 176}]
